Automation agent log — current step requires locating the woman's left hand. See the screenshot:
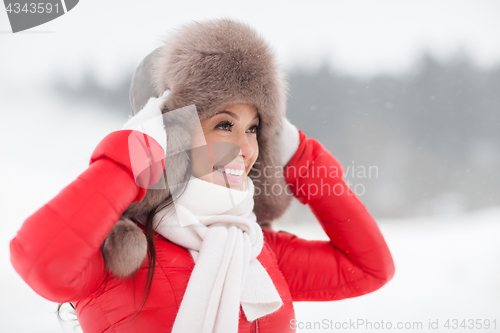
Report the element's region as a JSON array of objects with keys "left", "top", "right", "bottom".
[{"left": 277, "top": 117, "right": 300, "bottom": 167}]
